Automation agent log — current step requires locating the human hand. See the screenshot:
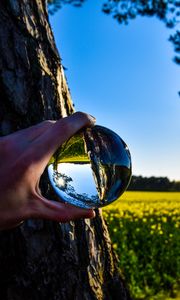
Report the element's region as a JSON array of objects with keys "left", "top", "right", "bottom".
[{"left": 0, "top": 112, "right": 96, "bottom": 230}]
